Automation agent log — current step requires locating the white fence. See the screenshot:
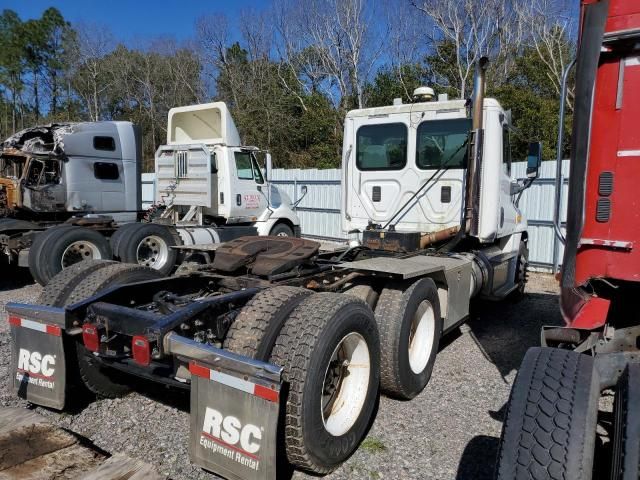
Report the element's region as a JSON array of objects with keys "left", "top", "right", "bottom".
[{"left": 142, "top": 161, "right": 569, "bottom": 272}]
